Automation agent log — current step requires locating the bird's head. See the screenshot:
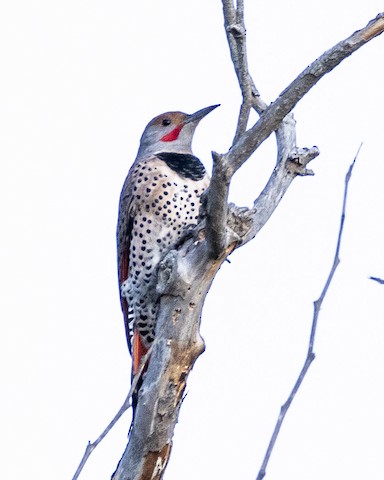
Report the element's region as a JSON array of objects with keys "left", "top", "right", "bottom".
[{"left": 137, "top": 104, "right": 219, "bottom": 158}]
